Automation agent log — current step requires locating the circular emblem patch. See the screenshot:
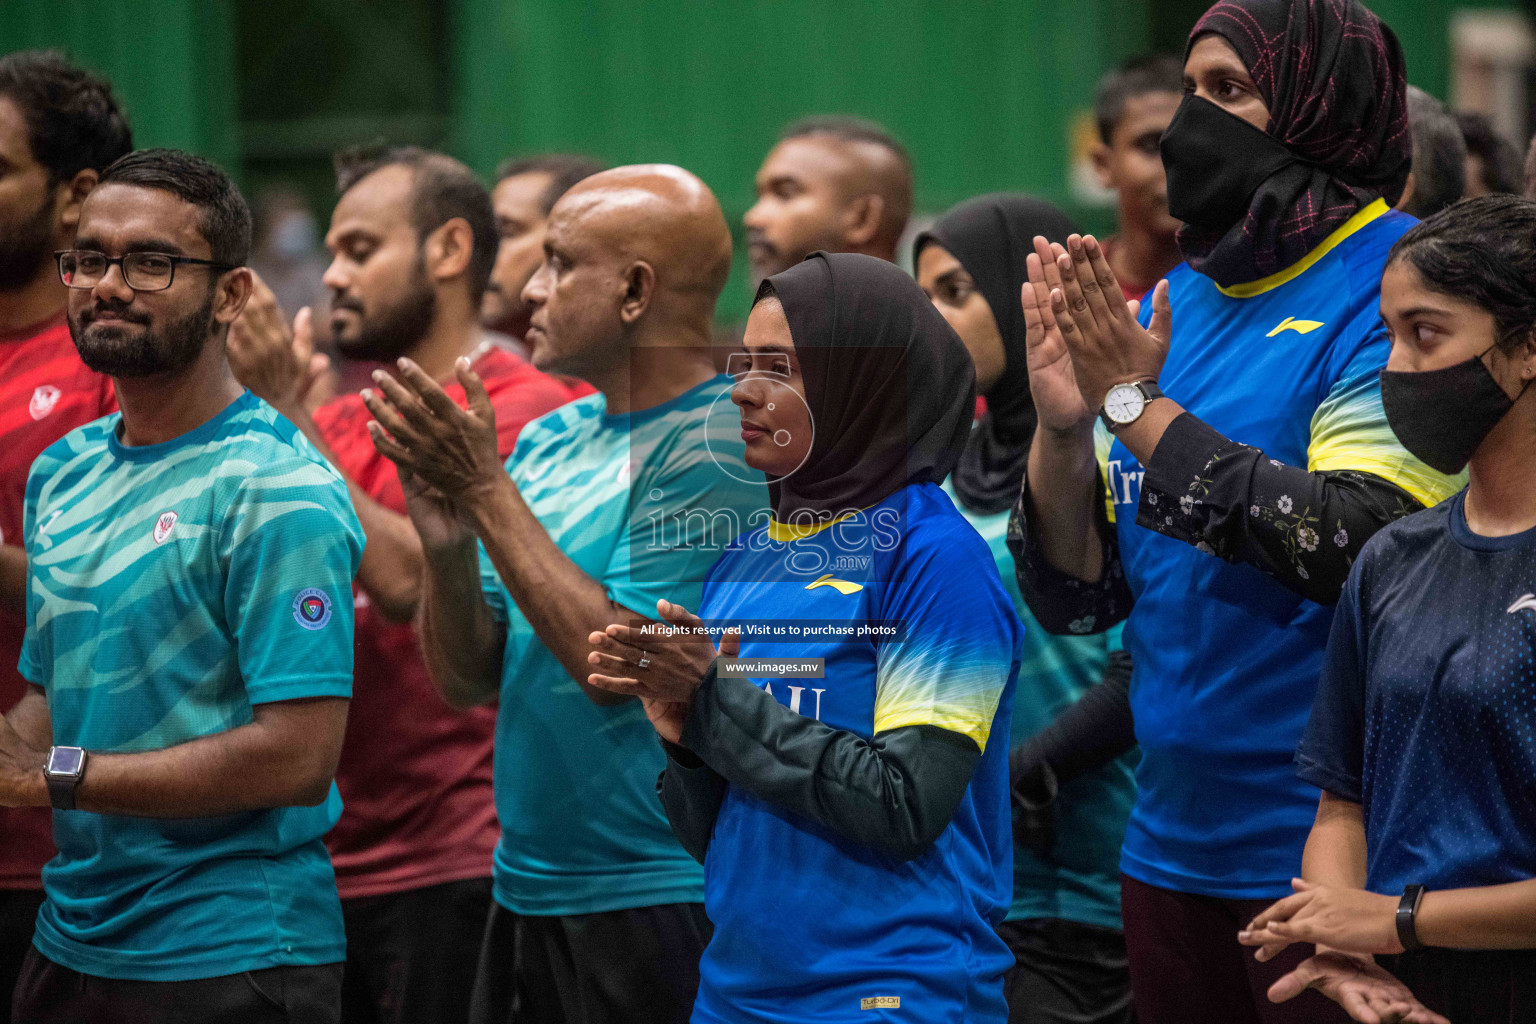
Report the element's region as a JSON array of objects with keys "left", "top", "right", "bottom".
[{"left": 292, "top": 587, "right": 333, "bottom": 630}]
